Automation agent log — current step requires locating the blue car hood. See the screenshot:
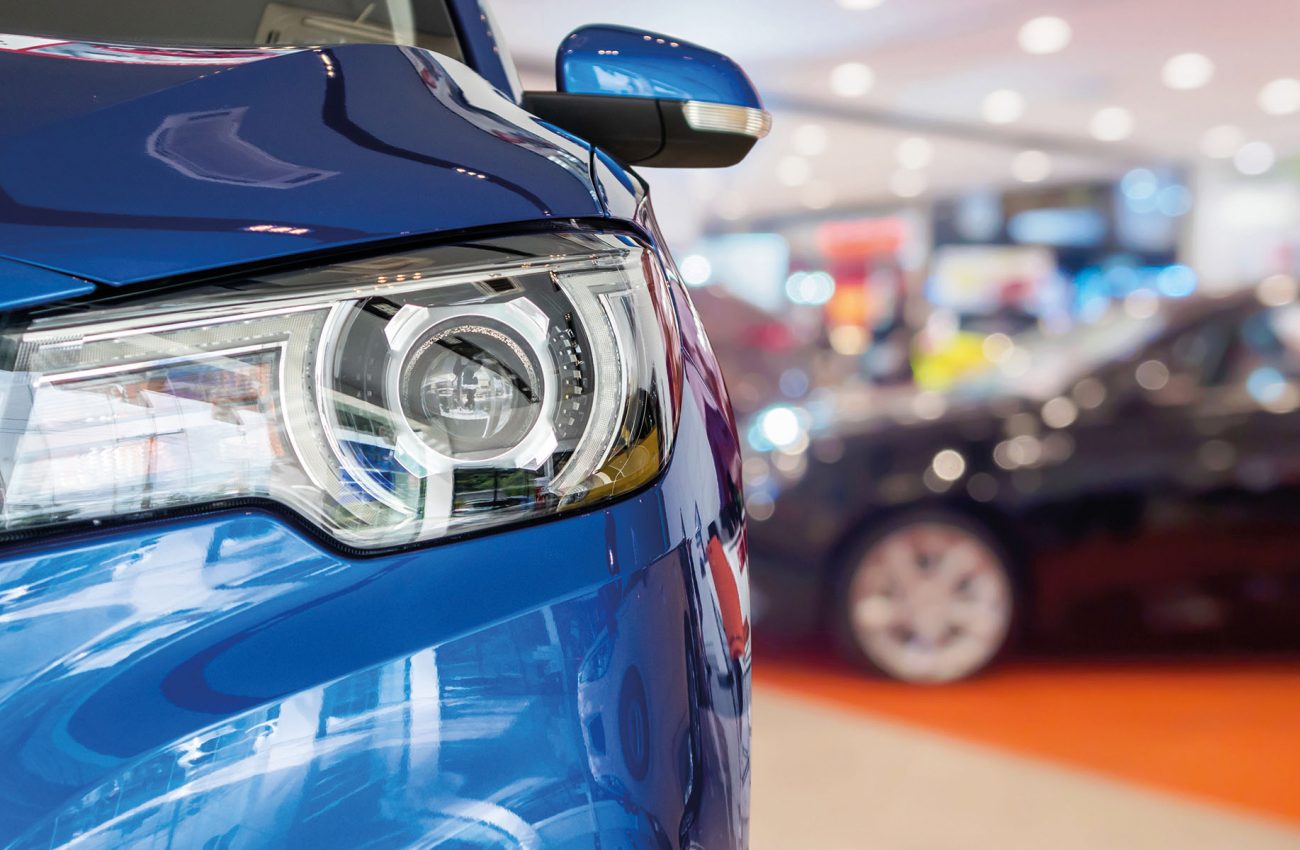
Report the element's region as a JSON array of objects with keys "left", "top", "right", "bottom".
[{"left": 0, "top": 43, "right": 603, "bottom": 287}]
